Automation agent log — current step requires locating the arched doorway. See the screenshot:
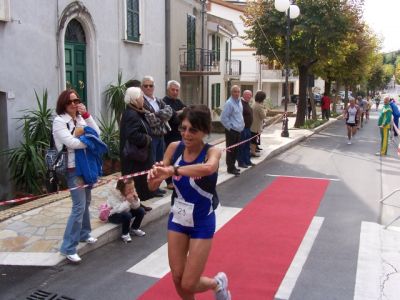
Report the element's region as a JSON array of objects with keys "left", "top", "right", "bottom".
[{"left": 65, "top": 19, "right": 87, "bottom": 104}]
